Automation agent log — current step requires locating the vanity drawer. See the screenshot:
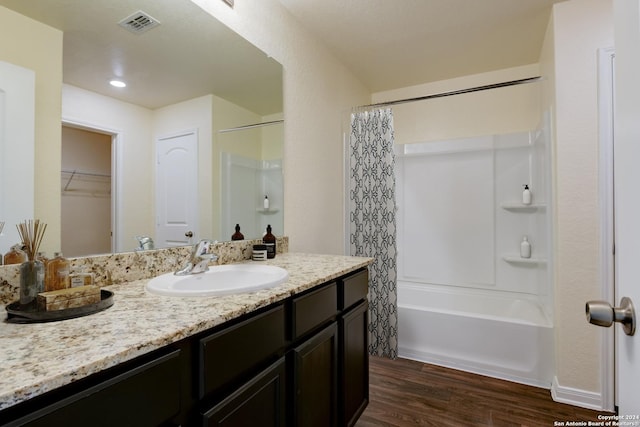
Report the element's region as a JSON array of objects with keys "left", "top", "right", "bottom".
[
  {"left": 199, "top": 304, "right": 285, "bottom": 399},
  {"left": 339, "top": 269, "right": 369, "bottom": 310},
  {"left": 291, "top": 281, "right": 338, "bottom": 340},
  {"left": 14, "top": 349, "right": 181, "bottom": 427}
]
